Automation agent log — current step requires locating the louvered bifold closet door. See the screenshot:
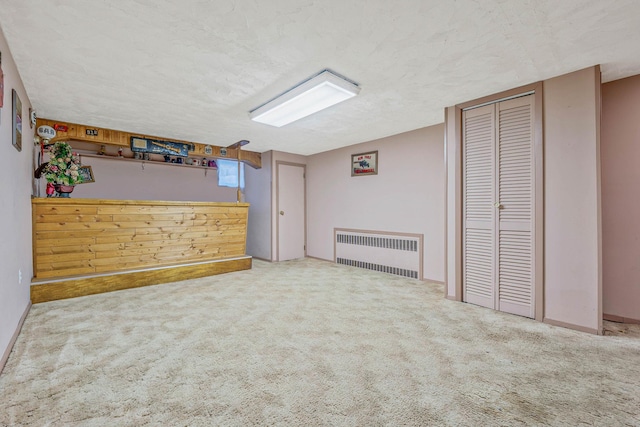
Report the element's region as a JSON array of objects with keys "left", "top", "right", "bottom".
[
  {"left": 462, "top": 104, "right": 495, "bottom": 309},
  {"left": 497, "top": 96, "right": 534, "bottom": 318}
]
